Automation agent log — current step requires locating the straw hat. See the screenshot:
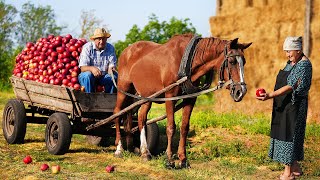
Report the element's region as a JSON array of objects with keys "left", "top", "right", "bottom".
[{"left": 90, "top": 28, "right": 111, "bottom": 40}]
